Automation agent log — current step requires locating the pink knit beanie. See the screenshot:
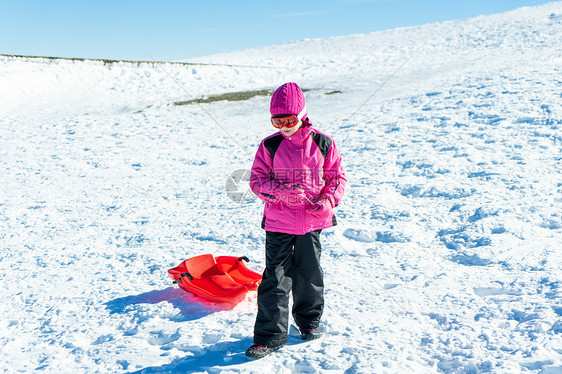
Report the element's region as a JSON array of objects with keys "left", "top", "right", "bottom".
[{"left": 270, "top": 82, "right": 307, "bottom": 119}]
